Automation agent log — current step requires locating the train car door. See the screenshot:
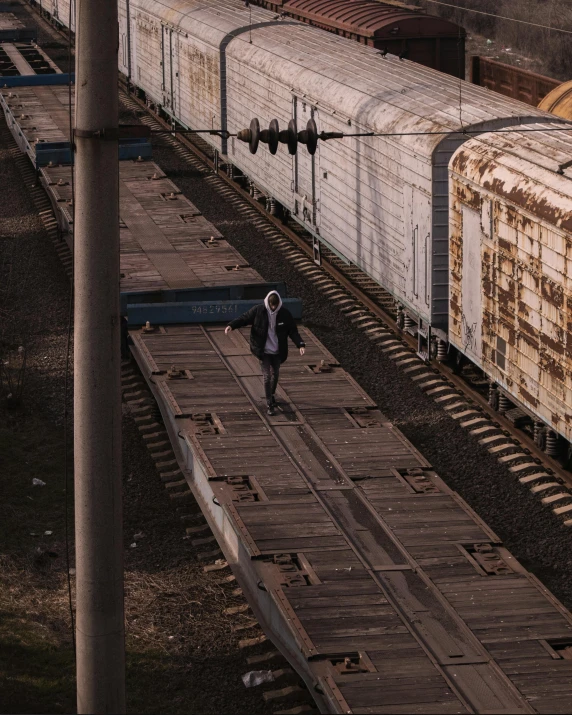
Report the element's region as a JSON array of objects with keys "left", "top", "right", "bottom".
[
  {"left": 293, "top": 97, "right": 320, "bottom": 229},
  {"left": 459, "top": 205, "right": 483, "bottom": 363},
  {"left": 404, "top": 185, "right": 431, "bottom": 312},
  {"left": 170, "top": 31, "right": 179, "bottom": 116},
  {"left": 161, "top": 27, "right": 179, "bottom": 116}
]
